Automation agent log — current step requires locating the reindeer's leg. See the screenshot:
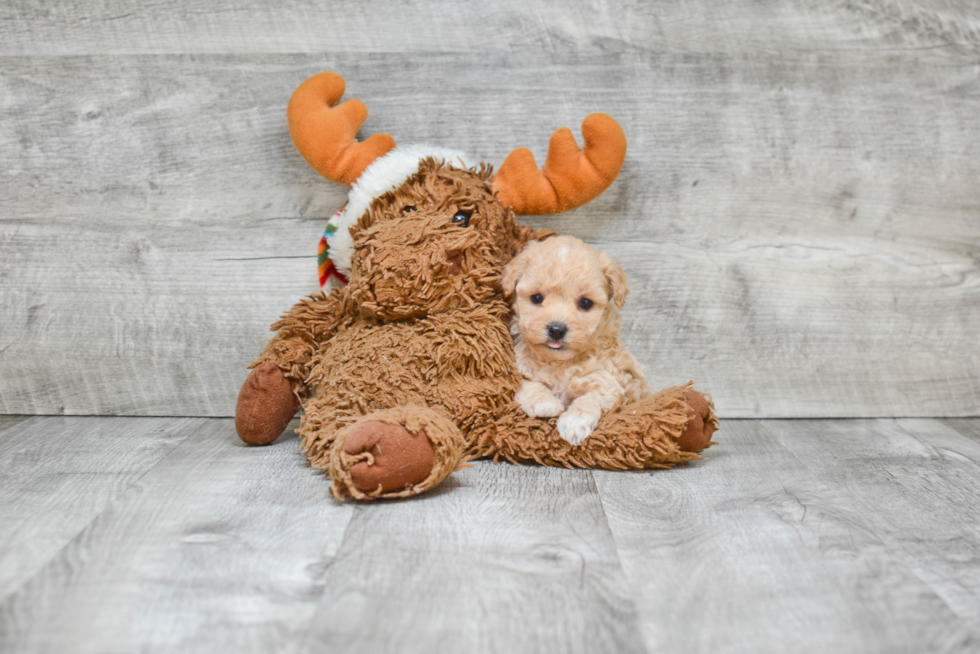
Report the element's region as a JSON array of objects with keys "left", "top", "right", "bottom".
[
  {"left": 676, "top": 389, "right": 718, "bottom": 453},
  {"left": 485, "top": 383, "right": 718, "bottom": 470},
  {"left": 300, "top": 402, "right": 467, "bottom": 501}
]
